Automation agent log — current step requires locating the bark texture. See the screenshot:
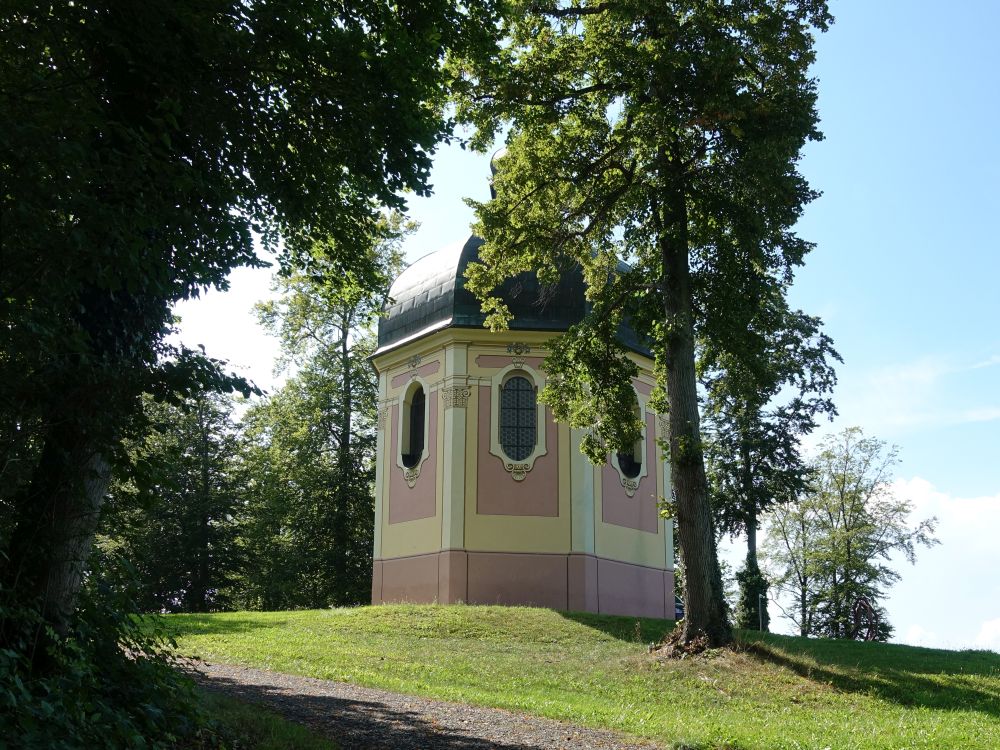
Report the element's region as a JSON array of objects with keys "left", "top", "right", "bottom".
[
  {"left": 659, "top": 163, "right": 732, "bottom": 647},
  {"left": 7, "top": 418, "right": 112, "bottom": 642}
]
